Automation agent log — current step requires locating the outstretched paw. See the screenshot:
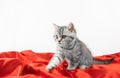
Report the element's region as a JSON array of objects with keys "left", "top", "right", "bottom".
[{"left": 46, "top": 66, "right": 54, "bottom": 72}]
